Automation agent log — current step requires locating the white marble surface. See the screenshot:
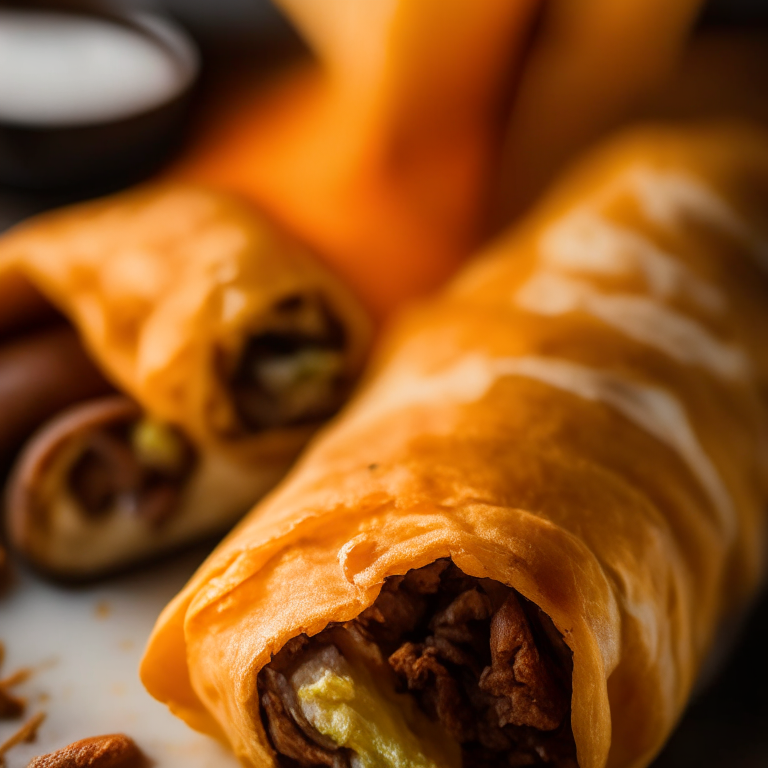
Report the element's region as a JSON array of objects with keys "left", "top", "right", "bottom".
[{"left": 1, "top": 548, "right": 240, "bottom": 768}]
